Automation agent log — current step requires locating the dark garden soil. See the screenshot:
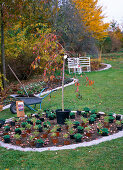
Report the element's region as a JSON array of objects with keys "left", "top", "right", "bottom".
[{"left": 0, "top": 111, "right": 122, "bottom": 148}]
